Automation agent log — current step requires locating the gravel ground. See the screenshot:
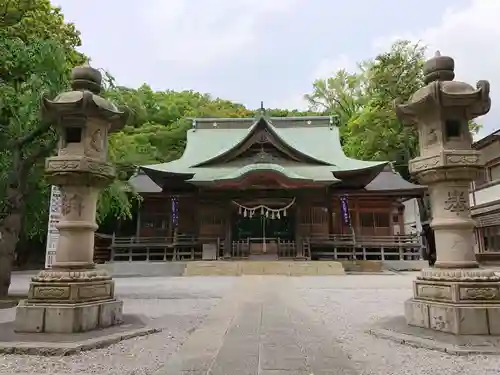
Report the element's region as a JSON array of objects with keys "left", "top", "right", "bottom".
[
  {"left": 293, "top": 273, "right": 500, "bottom": 375},
  {"left": 2, "top": 273, "right": 500, "bottom": 374},
  {"left": 0, "top": 275, "right": 237, "bottom": 375}
]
